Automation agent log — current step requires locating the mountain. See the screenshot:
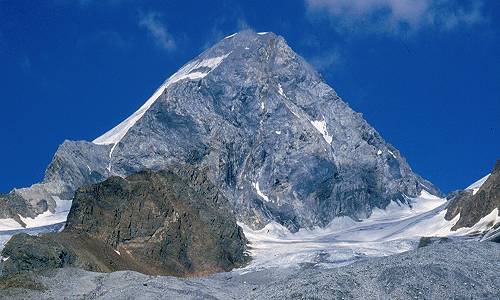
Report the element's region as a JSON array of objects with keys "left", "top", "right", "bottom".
[
  {"left": 1, "top": 166, "right": 248, "bottom": 277},
  {"left": 0, "top": 30, "right": 440, "bottom": 232}
]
